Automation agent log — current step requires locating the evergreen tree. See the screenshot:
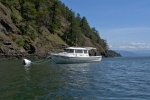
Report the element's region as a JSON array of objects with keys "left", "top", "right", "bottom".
[
  {"left": 19, "top": 0, "right": 25, "bottom": 17},
  {"left": 80, "top": 16, "right": 91, "bottom": 37},
  {"left": 49, "top": 0, "right": 61, "bottom": 34}
]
